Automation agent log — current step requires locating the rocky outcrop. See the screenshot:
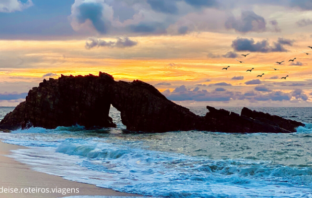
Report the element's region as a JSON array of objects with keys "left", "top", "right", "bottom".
[
  {"left": 204, "top": 106, "right": 303, "bottom": 133},
  {"left": 0, "top": 72, "right": 304, "bottom": 133},
  {"left": 241, "top": 107, "right": 304, "bottom": 132},
  {"left": 0, "top": 101, "right": 27, "bottom": 131}
]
